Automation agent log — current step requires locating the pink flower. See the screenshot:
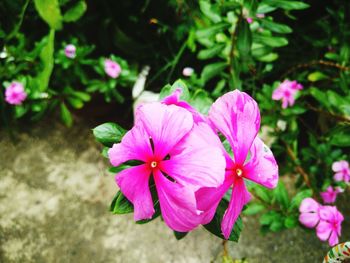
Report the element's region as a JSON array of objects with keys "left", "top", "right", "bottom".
[
  {"left": 195, "top": 90, "right": 279, "bottom": 238},
  {"left": 272, "top": 79, "right": 303, "bottom": 109},
  {"left": 299, "top": 198, "right": 321, "bottom": 228},
  {"left": 162, "top": 88, "right": 206, "bottom": 123},
  {"left": 316, "top": 206, "right": 344, "bottom": 246},
  {"left": 108, "top": 102, "right": 225, "bottom": 232},
  {"left": 104, "top": 59, "right": 121, "bottom": 78},
  {"left": 320, "top": 186, "right": 343, "bottom": 204},
  {"left": 182, "top": 67, "right": 194, "bottom": 77},
  {"left": 246, "top": 17, "right": 253, "bottom": 24},
  {"left": 64, "top": 44, "right": 76, "bottom": 59},
  {"left": 332, "top": 160, "right": 350, "bottom": 182},
  {"left": 5, "top": 81, "right": 27, "bottom": 105}
]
